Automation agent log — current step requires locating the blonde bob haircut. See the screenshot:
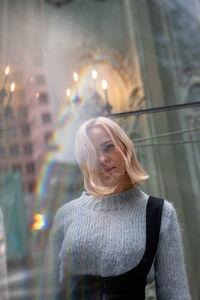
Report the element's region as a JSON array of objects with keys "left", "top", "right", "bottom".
[{"left": 75, "top": 117, "right": 149, "bottom": 197}]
